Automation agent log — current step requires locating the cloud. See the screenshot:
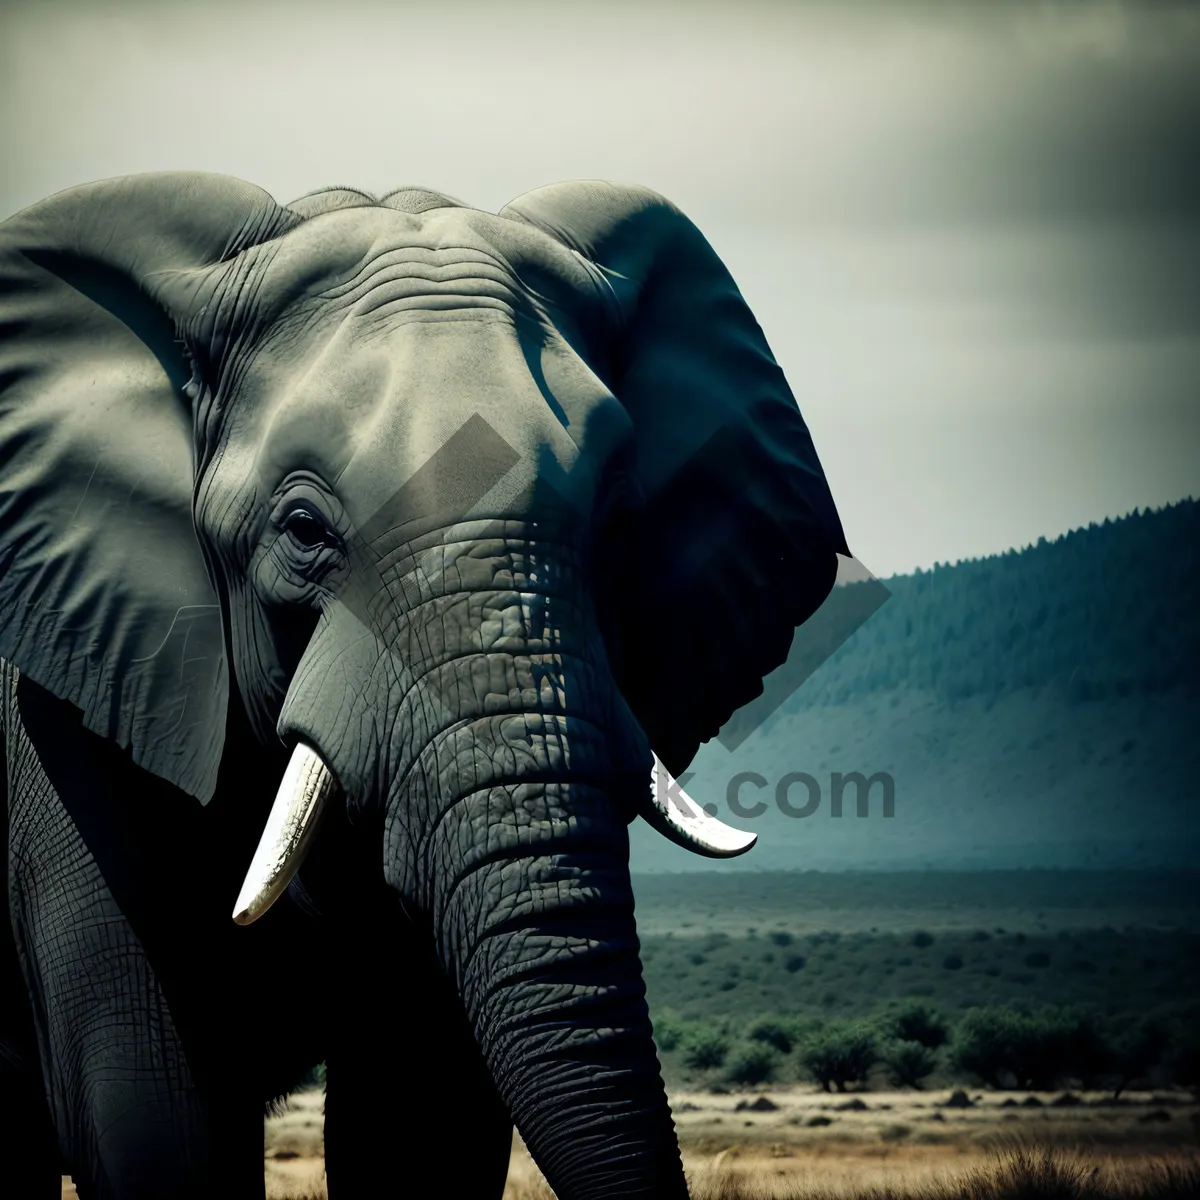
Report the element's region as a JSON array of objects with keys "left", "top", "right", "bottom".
[
  {"left": 4, "top": 1, "right": 1199, "bottom": 233},
  {"left": 2, "top": 0, "right": 1196, "bottom": 574}
]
